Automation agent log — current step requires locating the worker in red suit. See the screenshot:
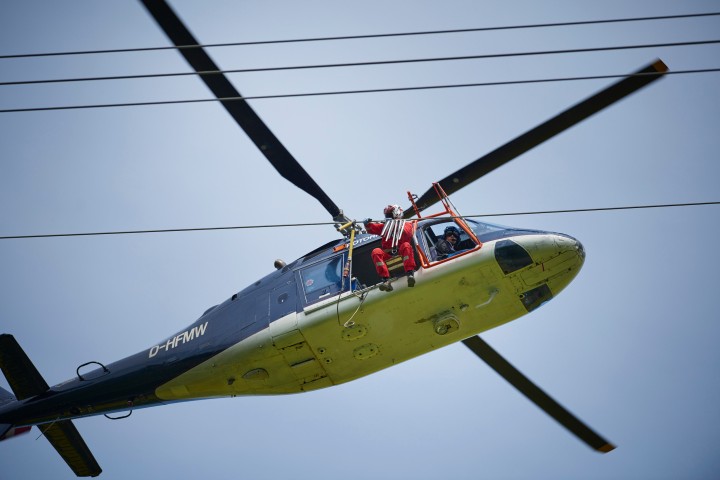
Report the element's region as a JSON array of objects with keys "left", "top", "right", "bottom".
[{"left": 363, "top": 204, "right": 416, "bottom": 292}]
